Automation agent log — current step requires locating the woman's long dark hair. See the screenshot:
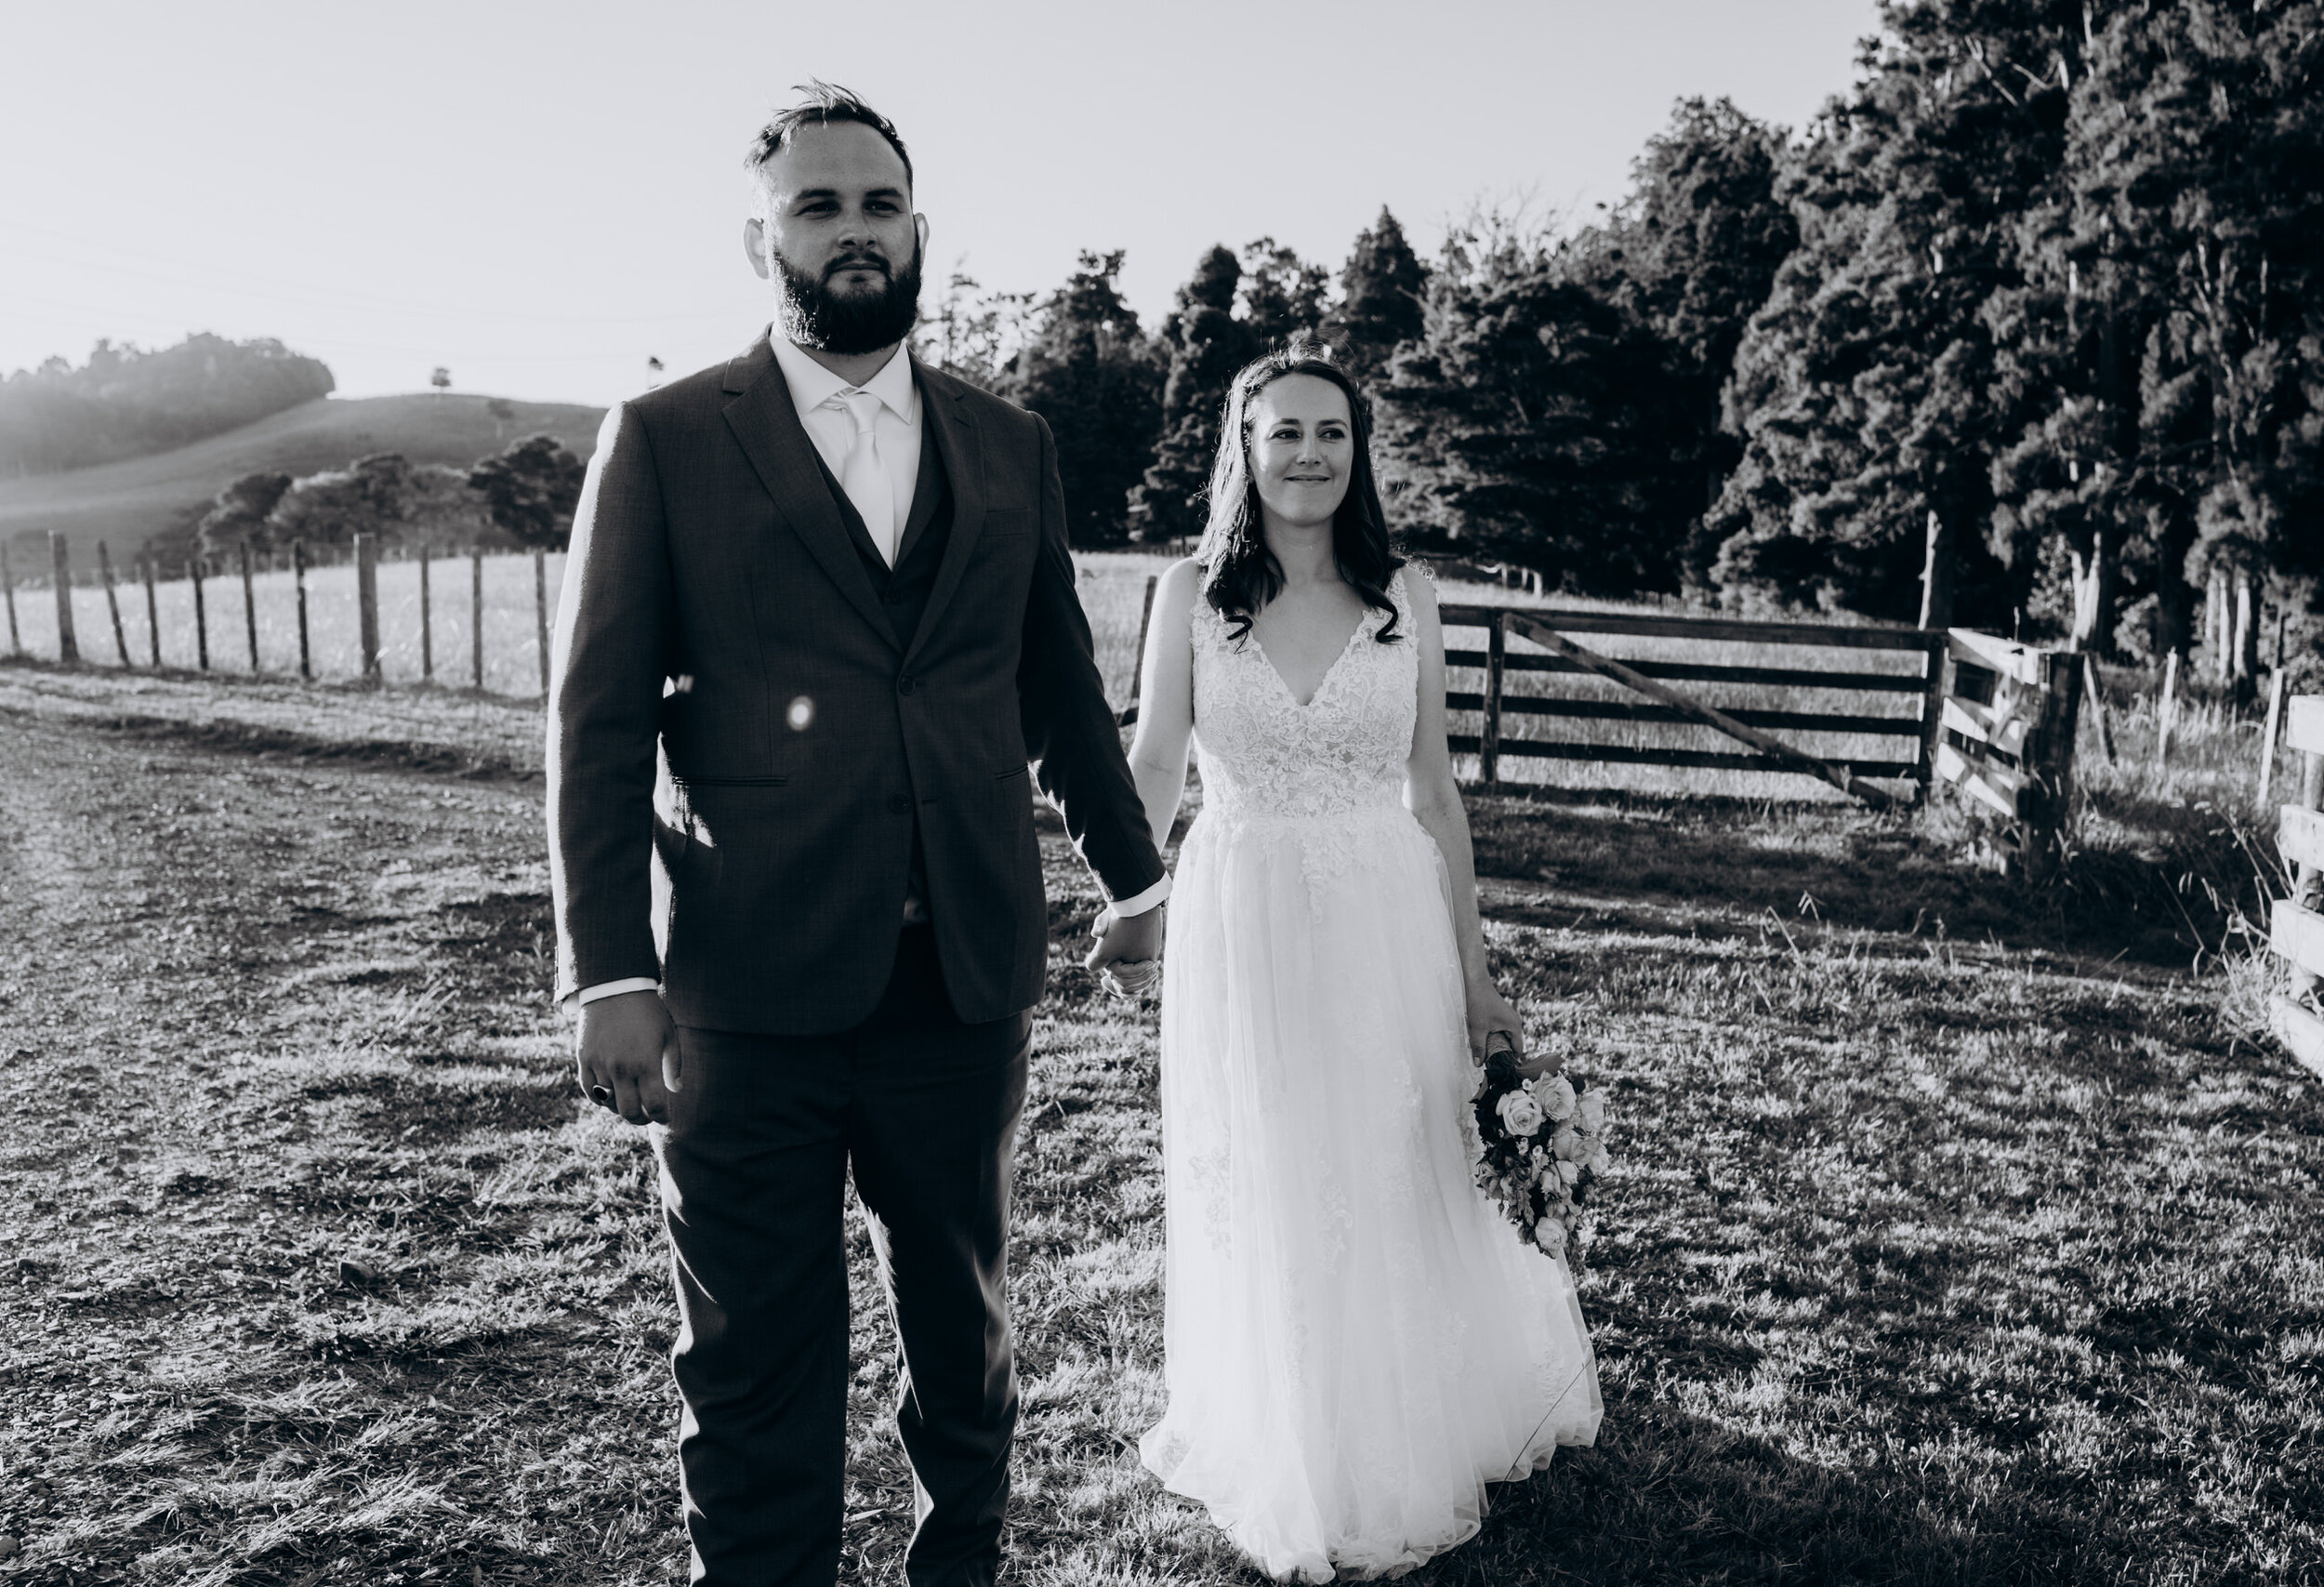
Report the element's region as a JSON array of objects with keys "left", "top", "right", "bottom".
[{"left": 1193, "top": 340, "right": 1404, "bottom": 644}]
